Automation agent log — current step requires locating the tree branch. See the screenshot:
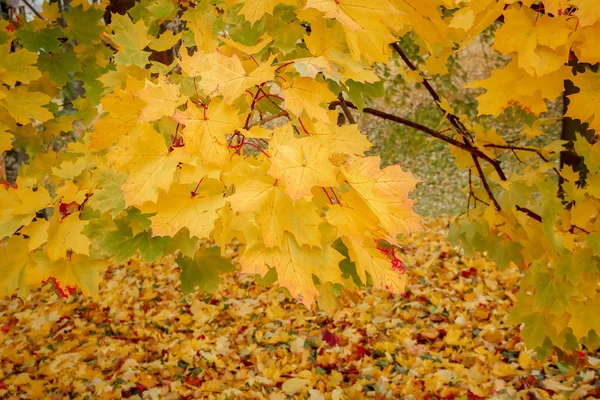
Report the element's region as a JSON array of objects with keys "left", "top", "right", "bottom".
[
  {"left": 515, "top": 206, "right": 543, "bottom": 222},
  {"left": 468, "top": 139, "right": 501, "bottom": 211},
  {"left": 390, "top": 42, "right": 507, "bottom": 182},
  {"left": 483, "top": 144, "right": 550, "bottom": 162},
  {"left": 329, "top": 100, "right": 502, "bottom": 172},
  {"left": 337, "top": 94, "right": 356, "bottom": 124},
  {"left": 247, "top": 111, "right": 289, "bottom": 129}
]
